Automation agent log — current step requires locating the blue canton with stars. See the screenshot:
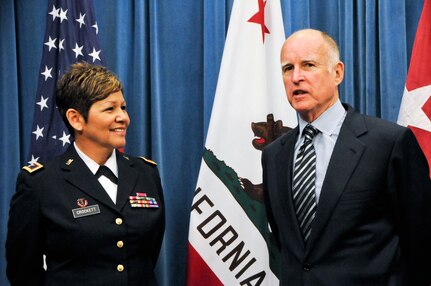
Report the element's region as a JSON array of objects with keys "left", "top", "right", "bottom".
[{"left": 28, "top": 0, "right": 104, "bottom": 165}]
